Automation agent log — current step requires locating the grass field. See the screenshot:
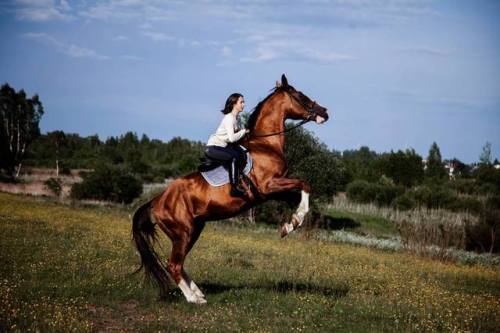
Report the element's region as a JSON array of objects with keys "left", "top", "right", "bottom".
[{"left": 1, "top": 192, "right": 499, "bottom": 332}]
